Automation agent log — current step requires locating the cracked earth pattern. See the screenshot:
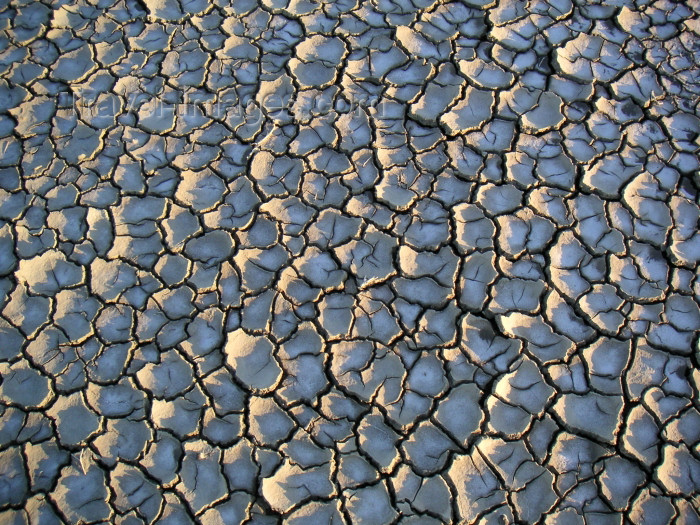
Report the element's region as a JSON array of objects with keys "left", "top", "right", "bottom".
[{"left": 0, "top": 0, "right": 699, "bottom": 523}]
